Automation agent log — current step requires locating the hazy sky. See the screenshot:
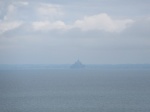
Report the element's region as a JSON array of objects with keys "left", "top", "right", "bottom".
[{"left": 0, "top": 0, "right": 150, "bottom": 64}]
